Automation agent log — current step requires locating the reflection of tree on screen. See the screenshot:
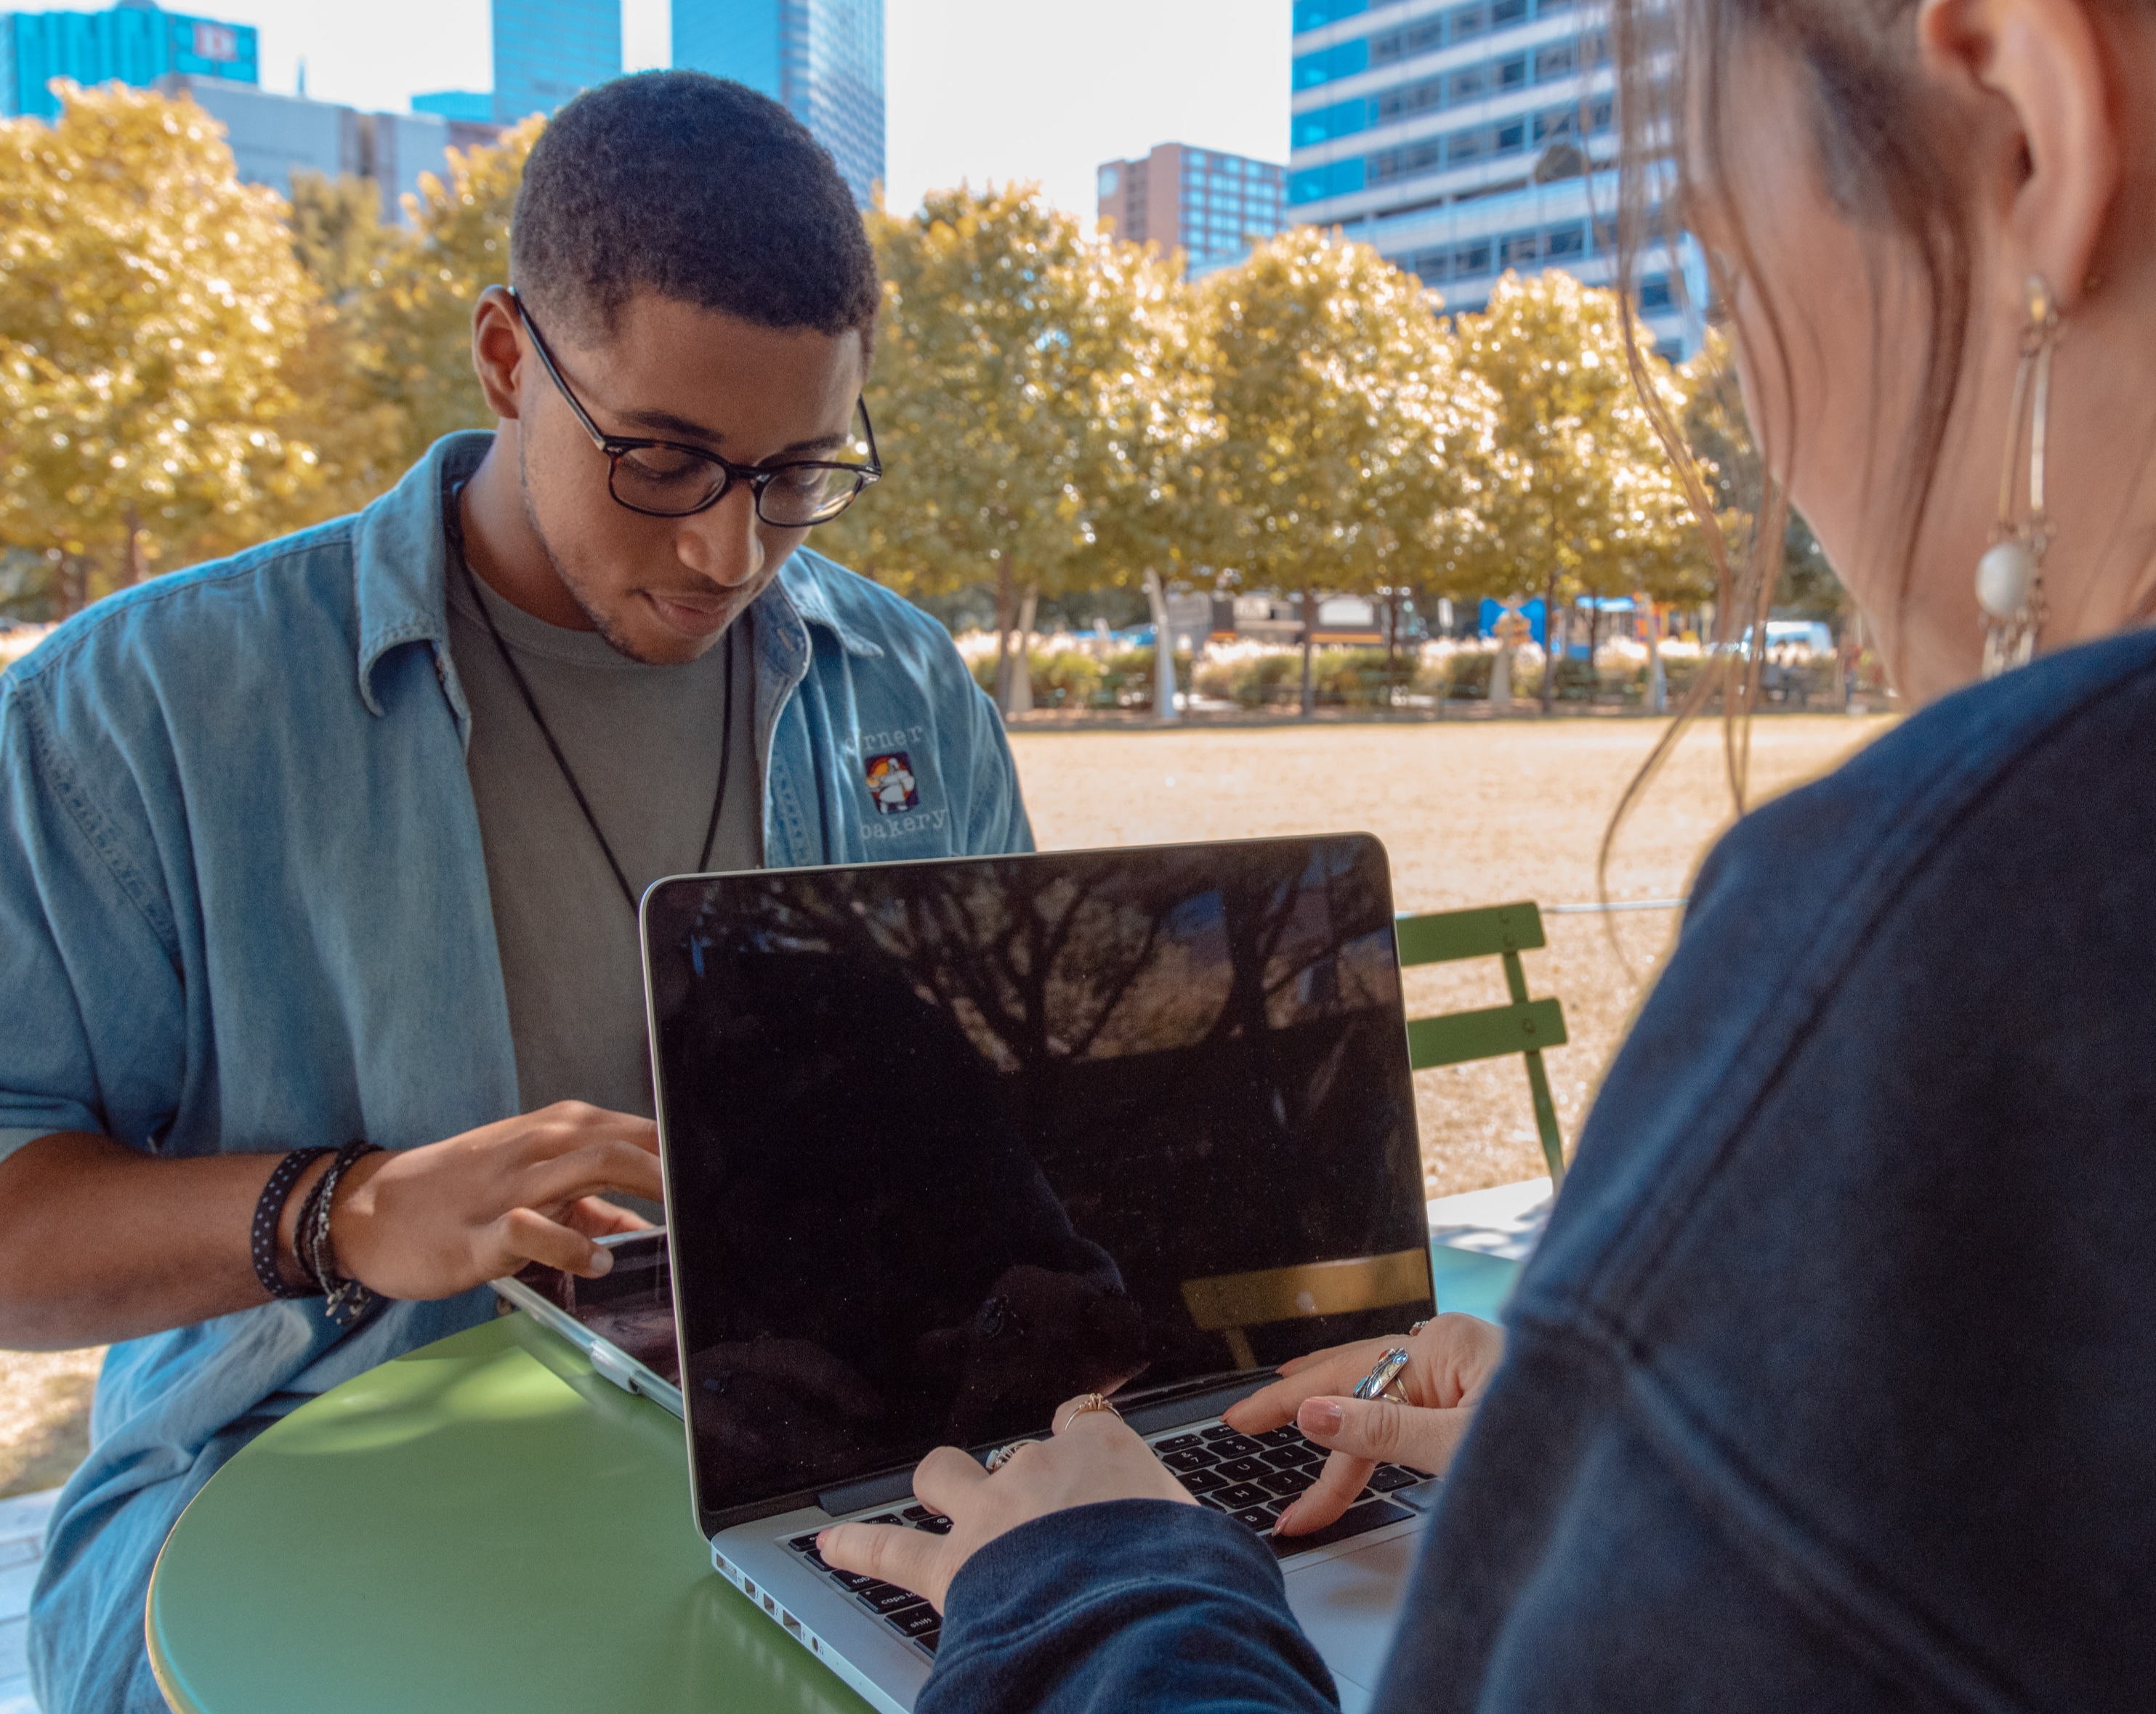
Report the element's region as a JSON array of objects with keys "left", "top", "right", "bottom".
[
  {"left": 655, "top": 932, "right": 1147, "bottom": 1485},
  {"left": 693, "top": 846, "right": 1394, "bottom": 1103},
  {"left": 653, "top": 837, "right": 1419, "bottom": 1439}
]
